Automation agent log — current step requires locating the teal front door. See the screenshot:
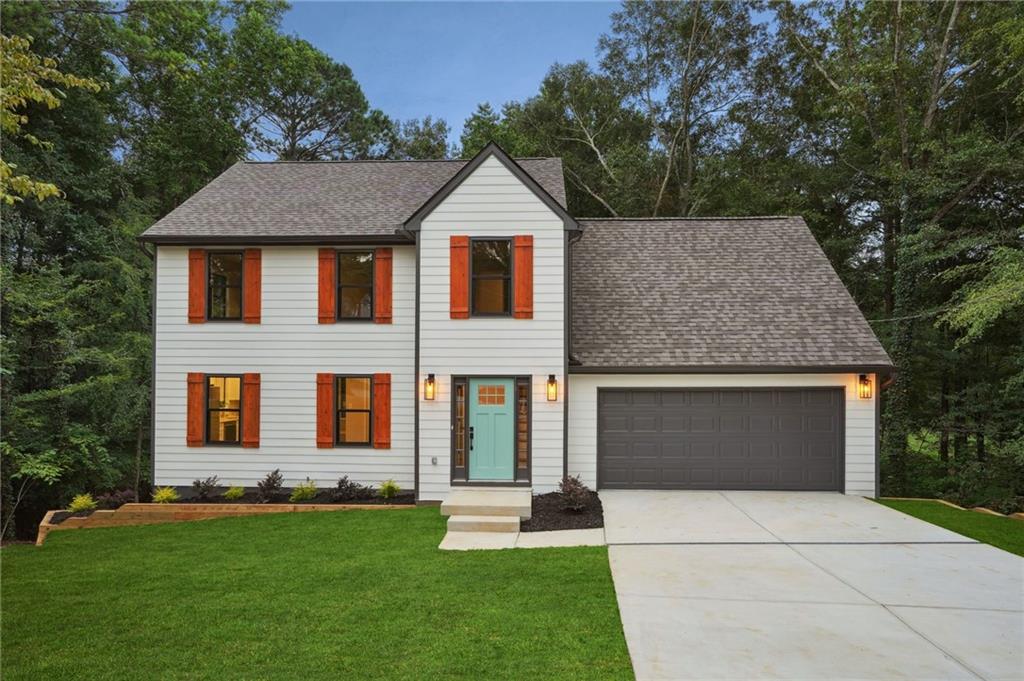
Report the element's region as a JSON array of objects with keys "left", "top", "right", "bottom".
[{"left": 468, "top": 378, "right": 515, "bottom": 480}]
